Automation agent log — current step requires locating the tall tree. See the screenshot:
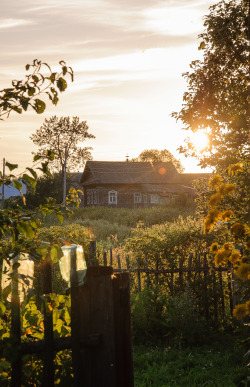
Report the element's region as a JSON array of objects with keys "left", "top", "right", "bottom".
[
  {"left": 30, "top": 116, "right": 95, "bottom": 172},
  {"left": 130, "top": 149, "right": 184, "bottom": 172},
  {"left": 172, "top": 0, "right": 249, "bottom": 169}
]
